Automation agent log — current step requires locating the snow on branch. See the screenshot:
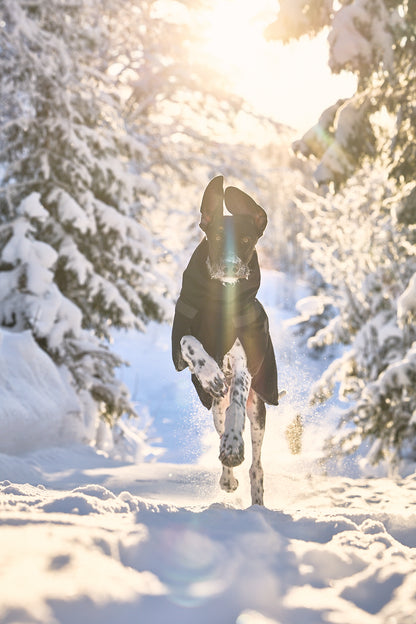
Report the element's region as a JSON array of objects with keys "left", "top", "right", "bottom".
[{"left": 397, "top": 273, "right": 416, "bottom": 327}]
